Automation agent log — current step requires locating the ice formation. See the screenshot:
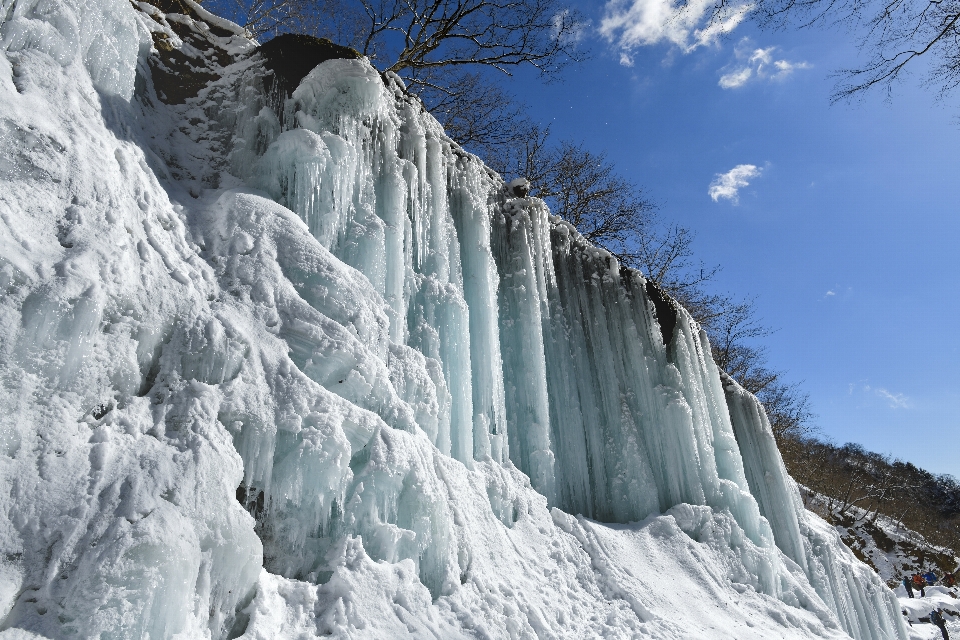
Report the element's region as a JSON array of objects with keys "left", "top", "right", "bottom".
[{"left": 0, "top": 0, "right": 913, "bottom": 636}]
